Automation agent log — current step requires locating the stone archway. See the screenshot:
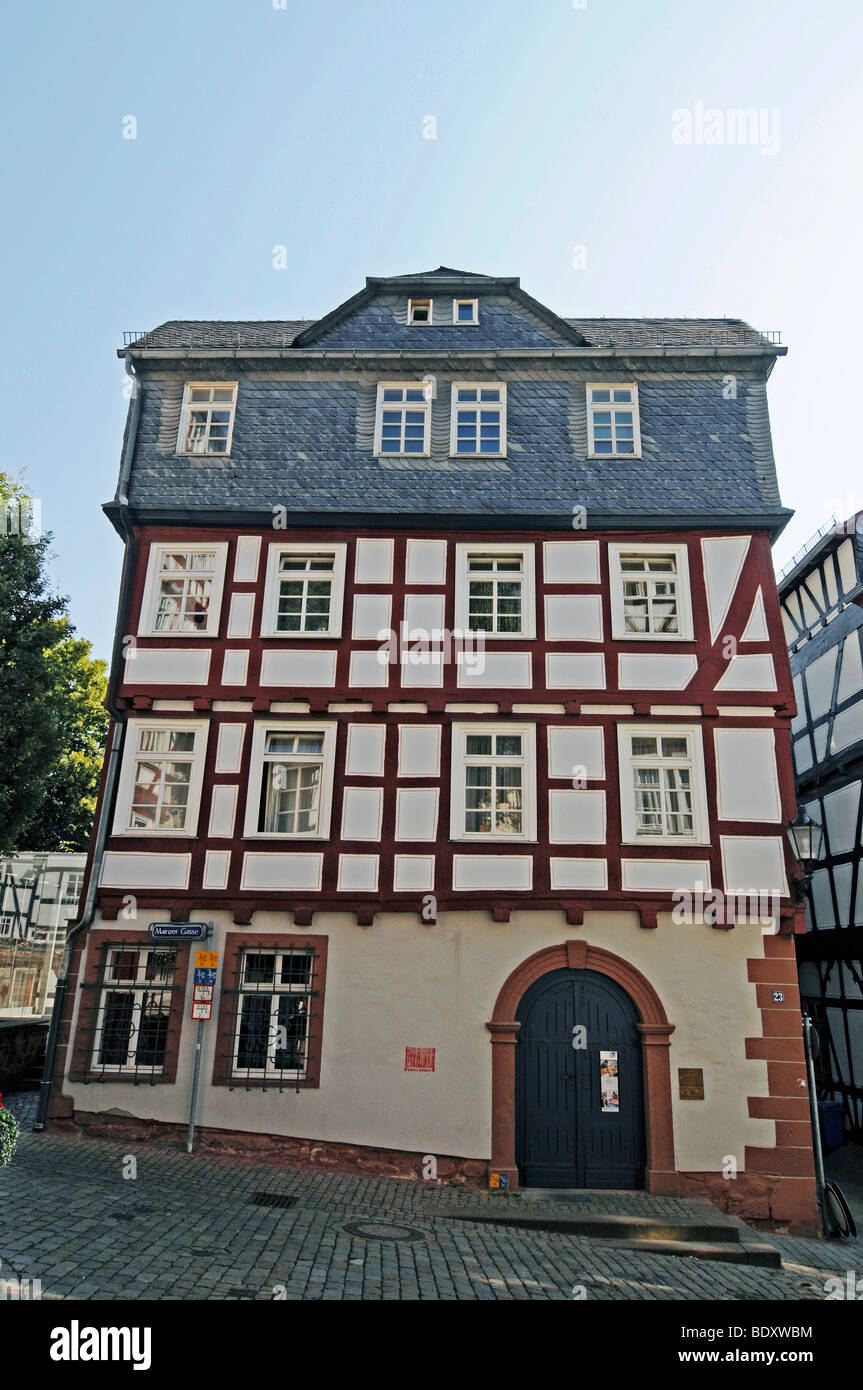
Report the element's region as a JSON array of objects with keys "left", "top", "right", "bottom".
[{"left": 487, "top": 939, "right": 677, "bottom": 1192}]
